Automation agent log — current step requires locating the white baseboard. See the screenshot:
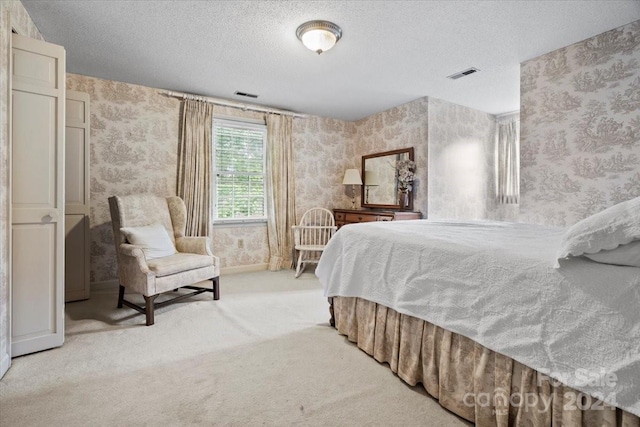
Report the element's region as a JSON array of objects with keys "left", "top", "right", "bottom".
[
  {"left": 0, "top": 351, "right": 10, "bottom": 379},
  {"left": 221, "top": 263, "right": 268, "bottom": 275},
  {"left": 90, "top": 264, "right": 269, "bottom": 291}
]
